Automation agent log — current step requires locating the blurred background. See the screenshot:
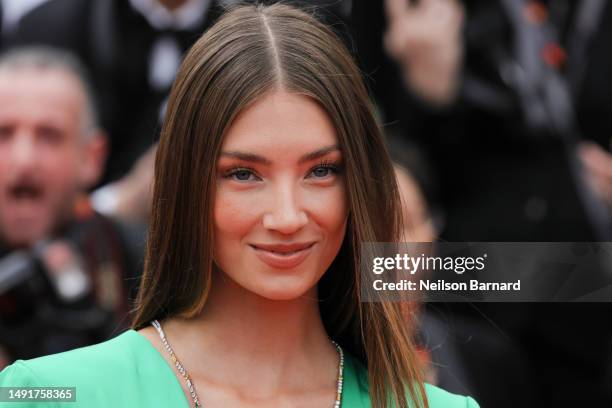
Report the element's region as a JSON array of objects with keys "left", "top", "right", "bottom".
[{"left": 0, "top": 0, "right": 610, "bottom": 407}]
